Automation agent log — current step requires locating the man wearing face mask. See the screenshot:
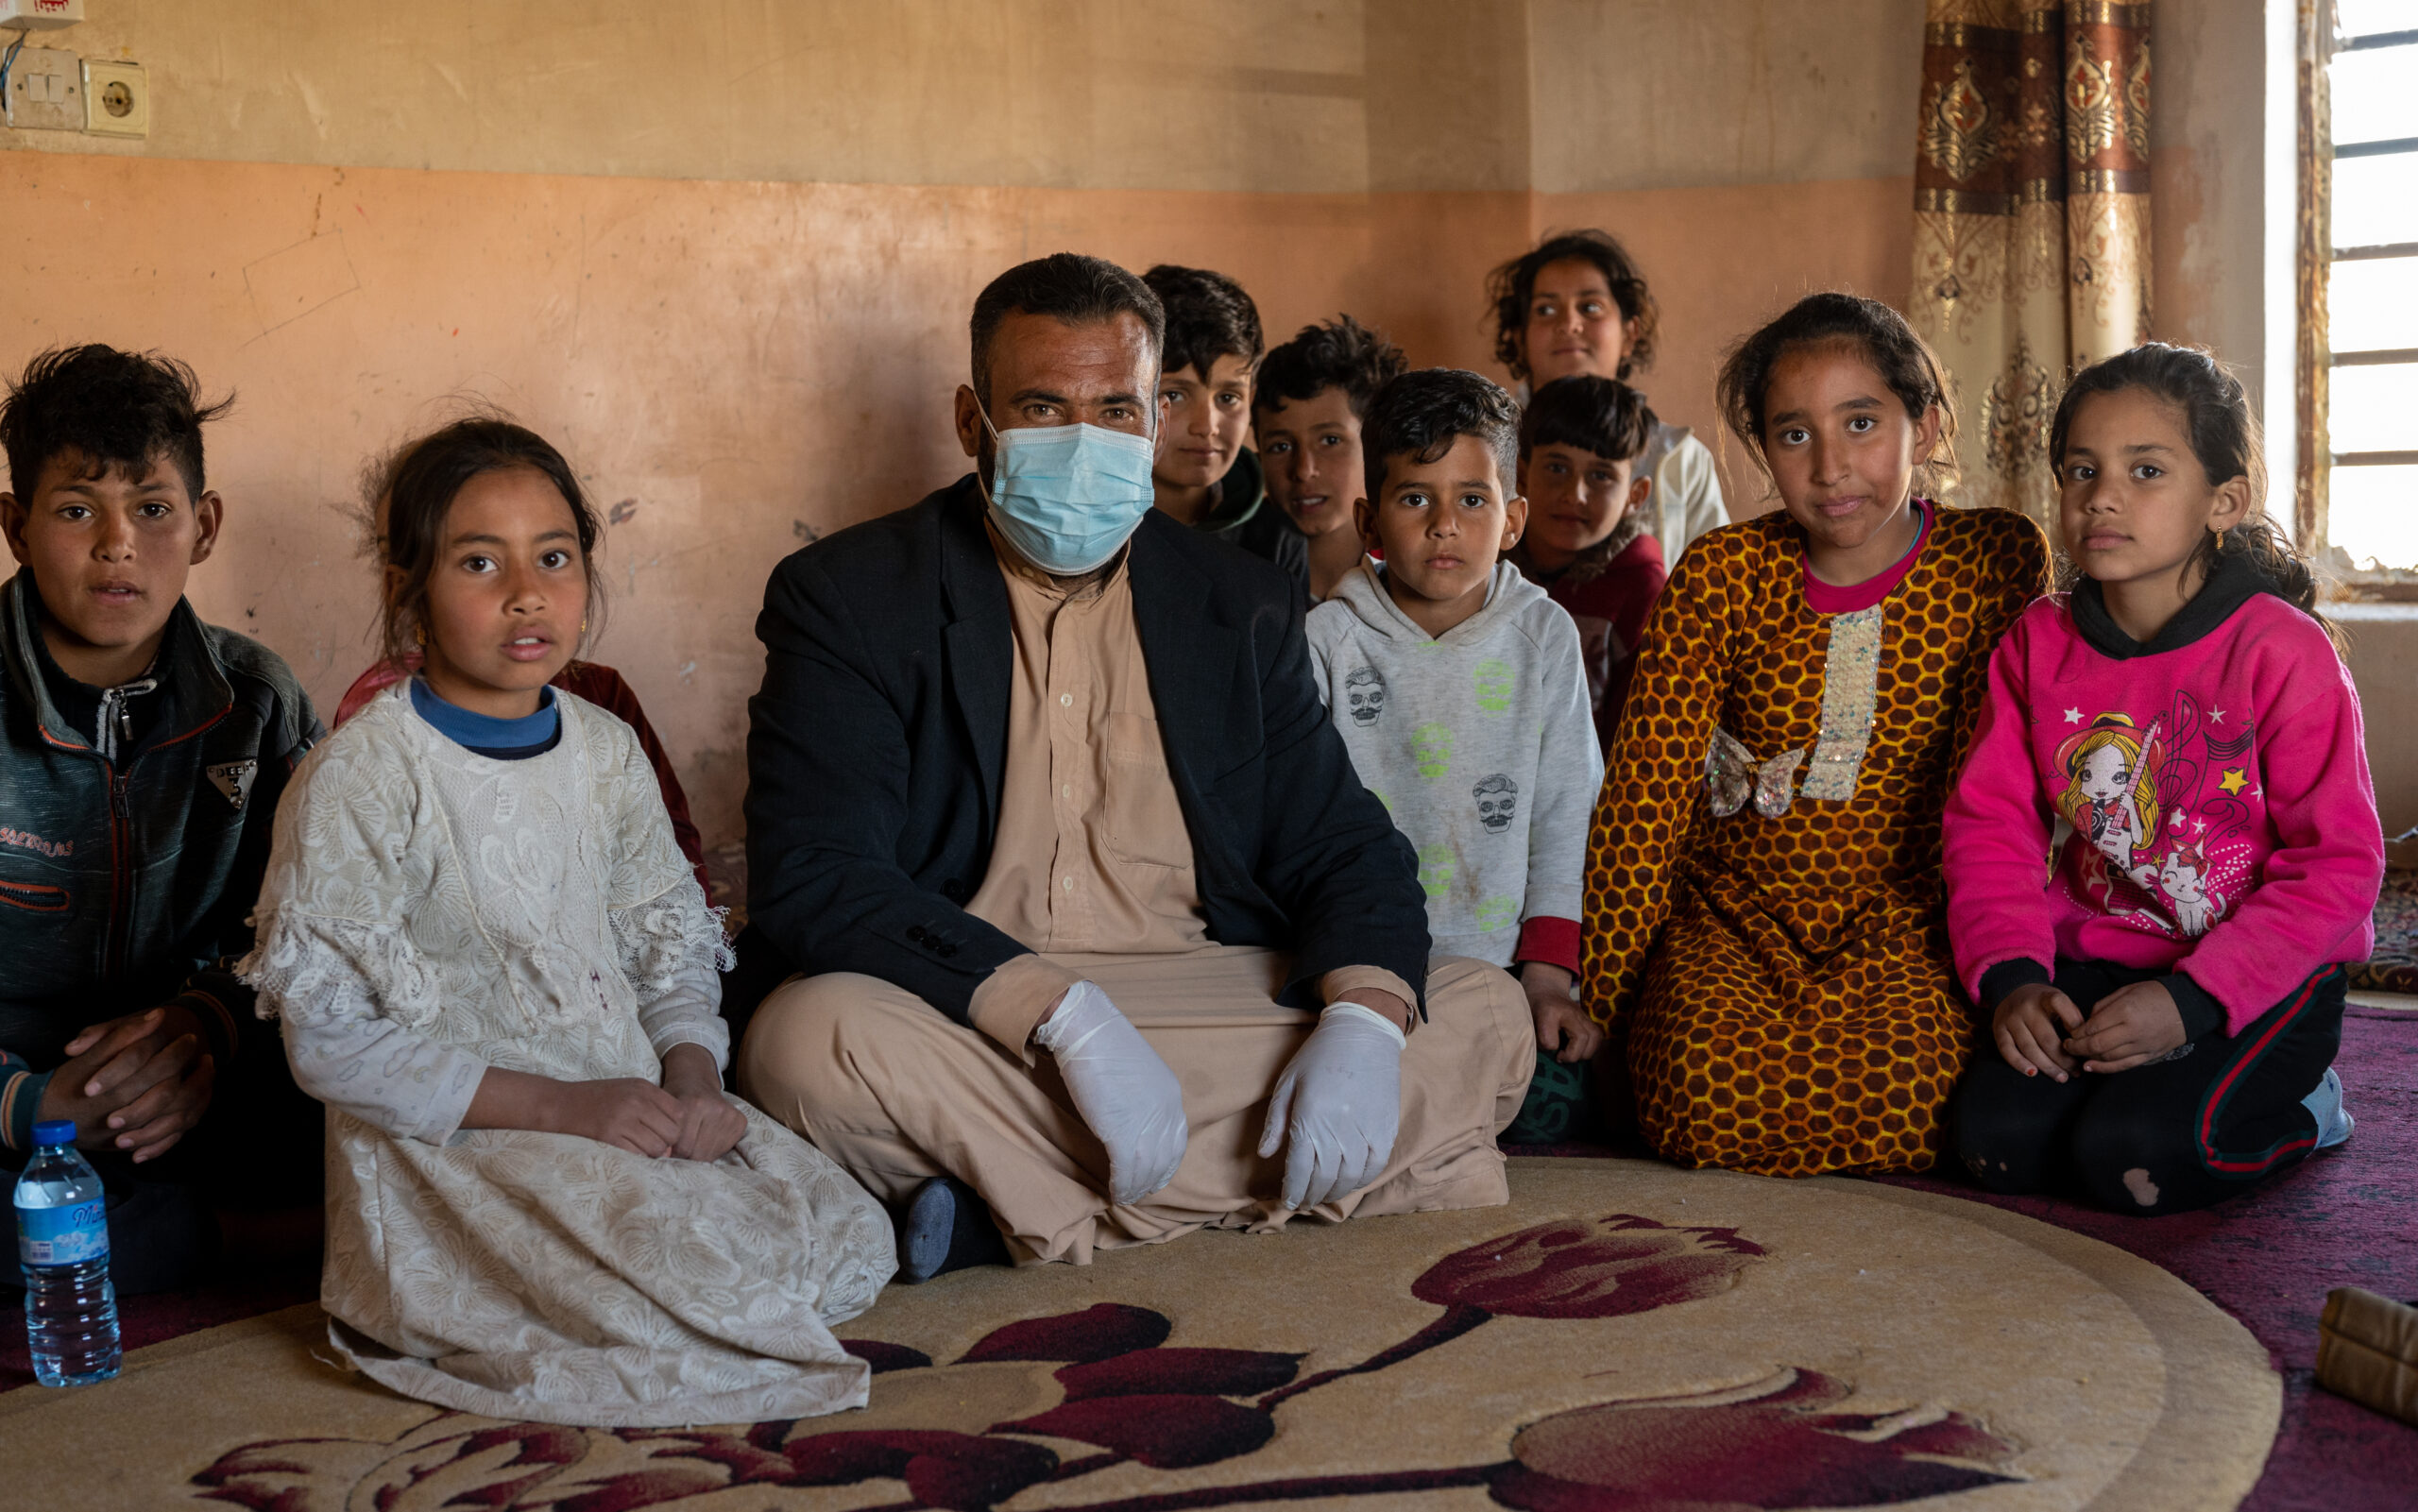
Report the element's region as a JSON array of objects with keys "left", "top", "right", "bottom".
[{"left": 736, "top": 254, "right": 1534, "bottom": 1279}]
